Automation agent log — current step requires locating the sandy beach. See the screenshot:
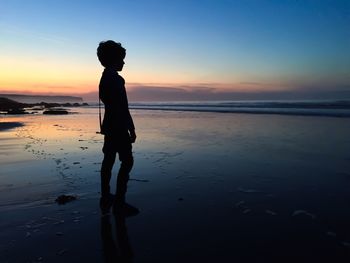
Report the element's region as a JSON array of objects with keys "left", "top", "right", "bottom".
[{"left": 1, "top": 107, "right": 350, "bottom": 262}]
